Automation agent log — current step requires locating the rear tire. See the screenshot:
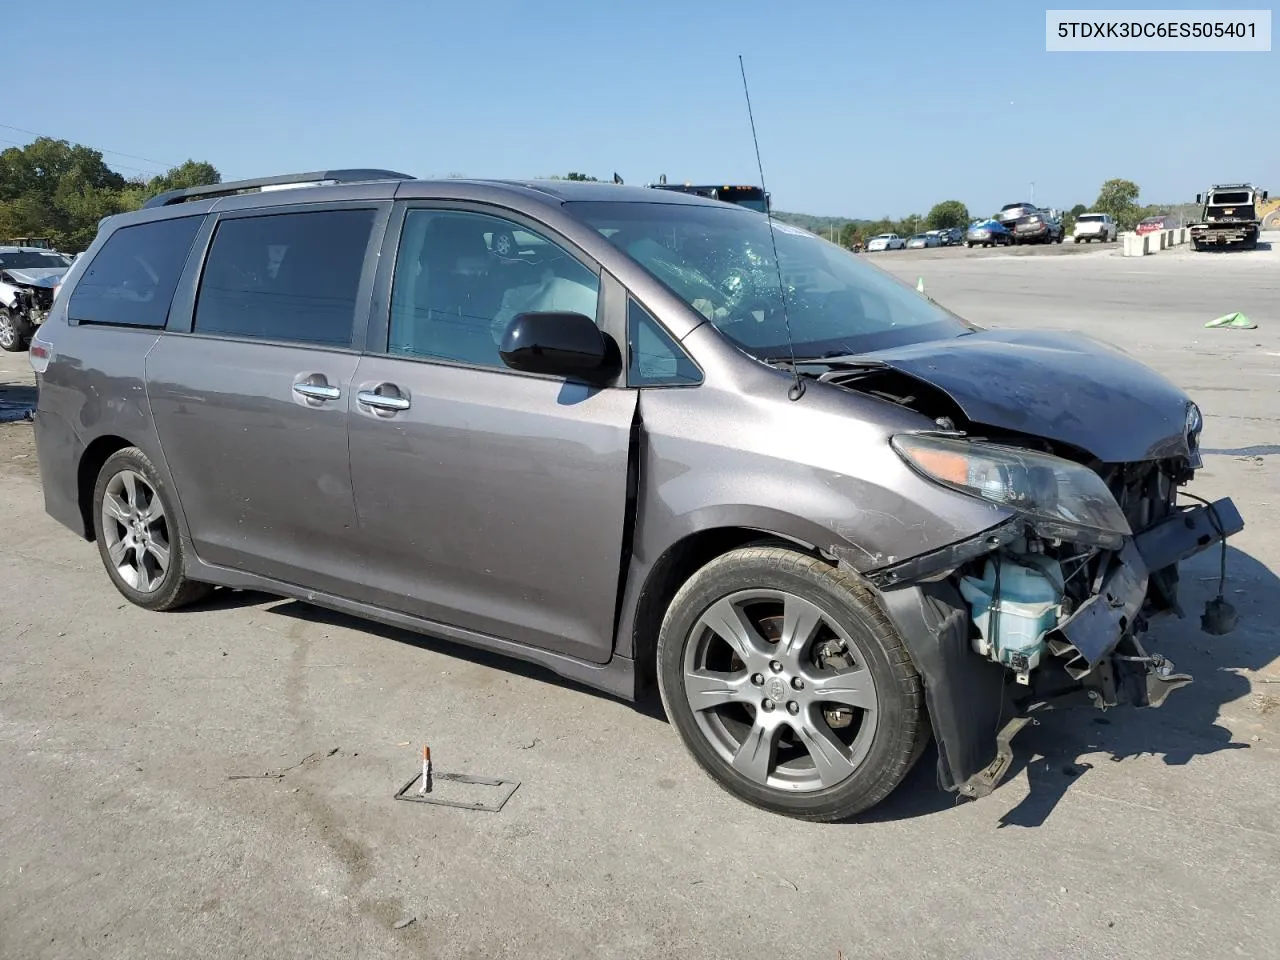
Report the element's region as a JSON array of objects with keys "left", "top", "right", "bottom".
[
  {"left": 91, "top": 447, "right": 213, "bottom": 612},
  {"left": 657, "top": 545, "right": 927, "bottom": 822}
]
